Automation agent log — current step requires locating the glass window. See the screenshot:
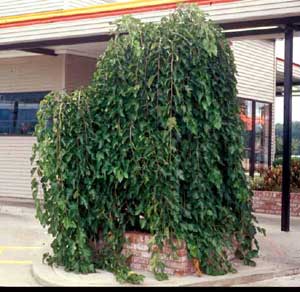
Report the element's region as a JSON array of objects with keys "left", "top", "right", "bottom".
[
  {"left": 0, "top": 92, "right": 48, "bottom": 136},
  {"left": 0, "top": 100, "right": 14, "bottom": 135},
  {"left": 16, "top": 102, "right": 40, "bottom": 135},
  {"left": 240, "top": 99, "right": 253, "bottom": 173},
  {"left": 255, "top": 102, "right": 271, "bottom": 170},
  {"left": 239, "top": 99, "right": 271, "bottom": 176}
]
